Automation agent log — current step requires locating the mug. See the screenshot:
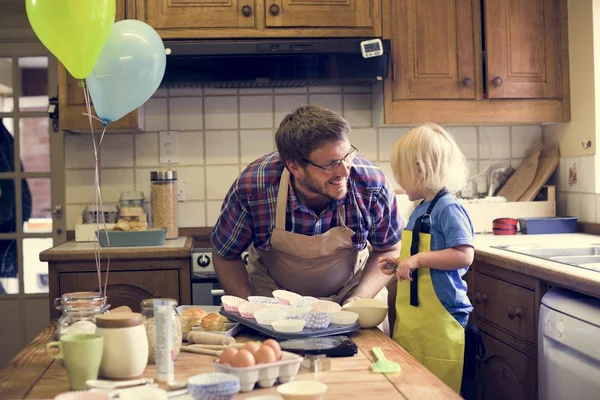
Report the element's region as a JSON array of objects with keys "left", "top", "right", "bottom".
[{"left": 46, "top": 334, "right": 104, "bottom": 390}]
